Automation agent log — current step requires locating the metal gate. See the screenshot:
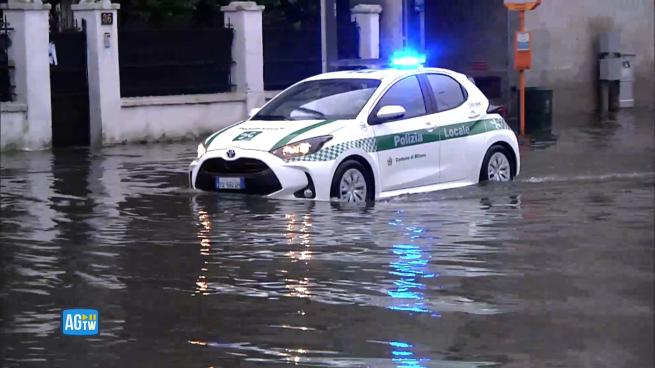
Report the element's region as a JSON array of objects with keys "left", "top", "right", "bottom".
[
  {"left": 50, "top": 25, "right": 90, "bottom": 147},
  {"left": 0, "top": 13, "right": 14, "bottom": 102}
]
